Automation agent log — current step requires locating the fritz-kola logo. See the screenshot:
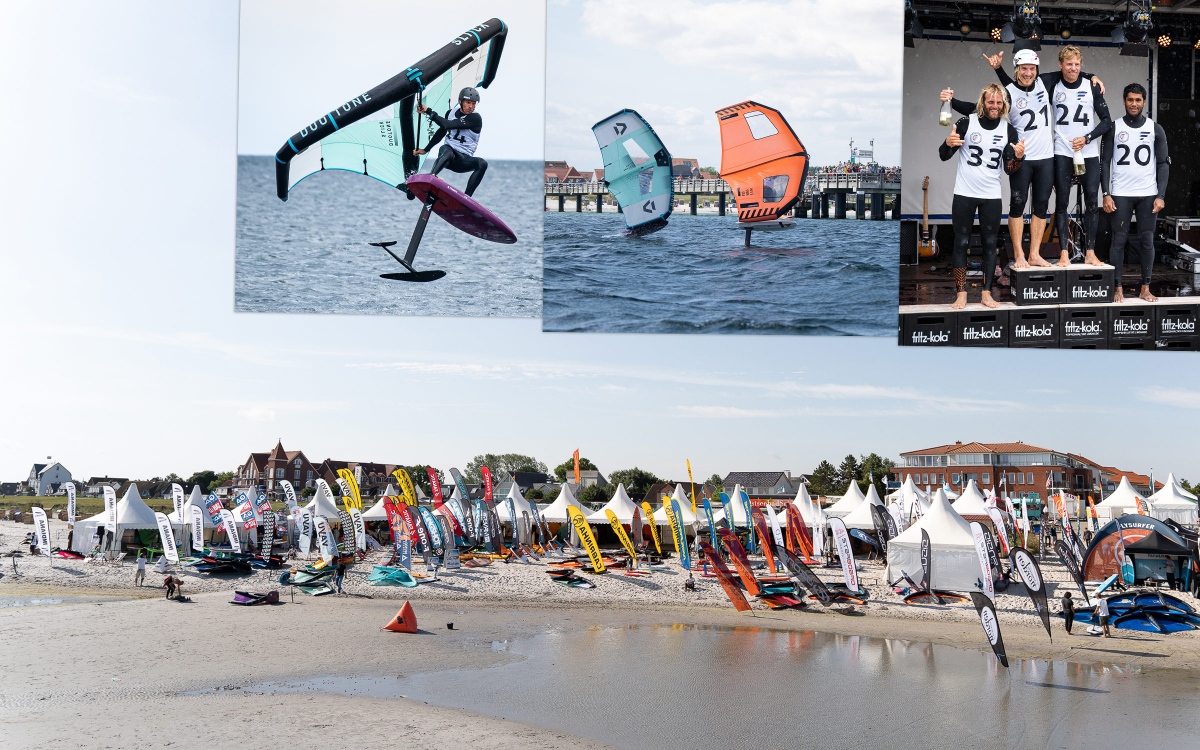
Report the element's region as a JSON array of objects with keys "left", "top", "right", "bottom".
[
  {"left": 1162, "top": 319, "right": 1196, "bottom": 333},
  {"left": 1071, "top": 285, "right": 1110, "bottom": 299},
  {"left": 970, "top": 132, "right": 982, "bottom": 144},
  {"left": 1118, "top": 131, "right": 1130, "bottom": 143},
  {"left": 1022, "top": 287, "right": 1060, "bottom": 299},
  {"left": 962, "top": 327, "right": 1001, "bottom": 340},
  {"left": 911, "top": 331, "right": 949, "bottom": 344},
  {"left": 1113, "top": 319, "right": 1149, "bottom": 334},
  {"left": 1065, "top": 320, "right": 1101, "bottom": 335},
  {"left": 1014, "top": 324, "right": 1052, "bottom": 338}
]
